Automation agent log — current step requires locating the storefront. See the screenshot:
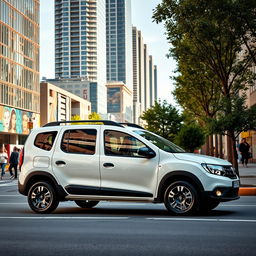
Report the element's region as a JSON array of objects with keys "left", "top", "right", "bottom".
[{"left": 0, "top": 105, "right": 40, "bottom": 156}]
